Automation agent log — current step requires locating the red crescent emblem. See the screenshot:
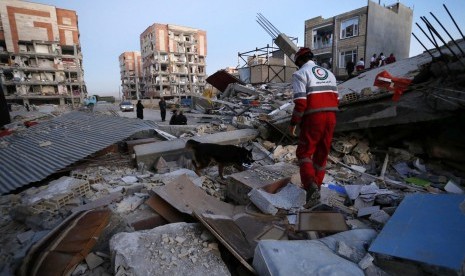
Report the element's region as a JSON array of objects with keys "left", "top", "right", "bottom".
[{"left": 316, "top": 68, "right": 323, "bottom": 76}]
